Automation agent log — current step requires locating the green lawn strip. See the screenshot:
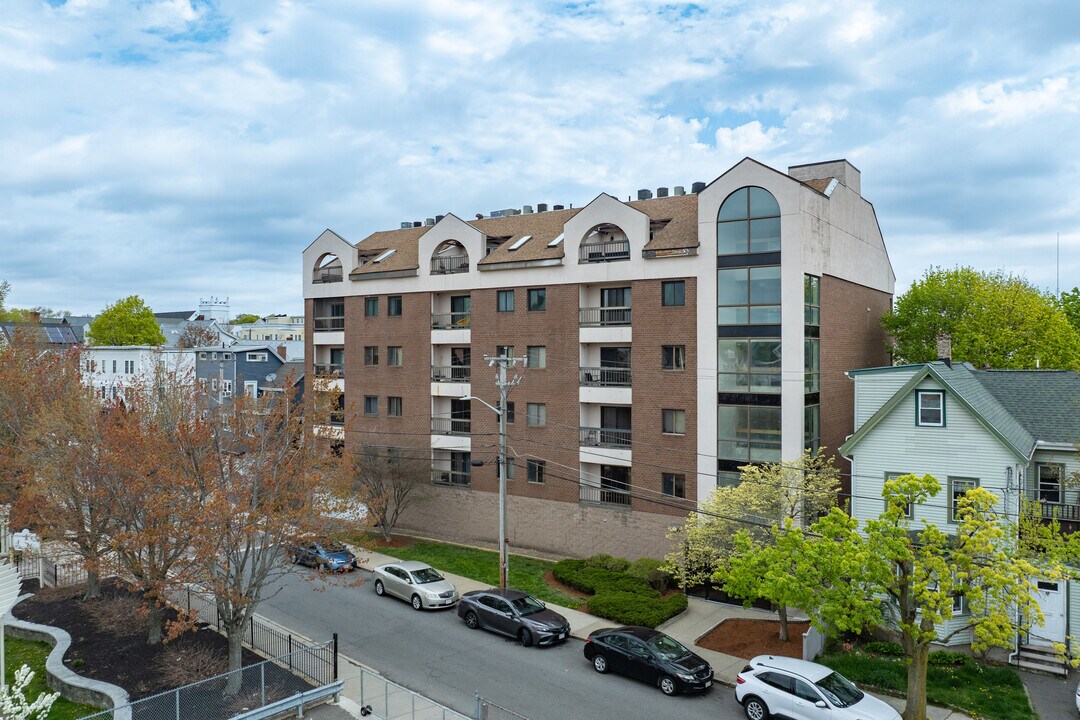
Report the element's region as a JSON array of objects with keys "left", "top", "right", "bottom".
[
  {"left": 4, "top": 636, "right": 103, "bottom": 720},
  {"left": 818, "top": 651, "right": 1035, "bottom": 720},
  {"left": 379, "top": 540, "right": 580, "bottom": 607}
]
